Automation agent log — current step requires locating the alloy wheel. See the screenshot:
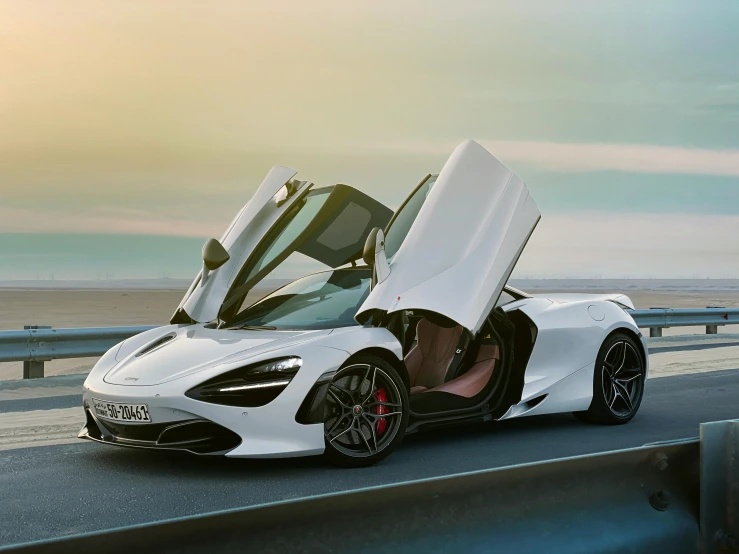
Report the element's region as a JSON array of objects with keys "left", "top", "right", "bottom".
[
  {"left": 601, "top": 340, "right": 644, "bottom": 418},
  {"left": 324, "top": 364, "right": 404, "bottom": 459}
]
